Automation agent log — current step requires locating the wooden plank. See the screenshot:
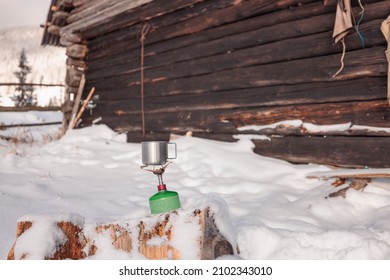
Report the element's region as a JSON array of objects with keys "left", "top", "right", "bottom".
[
  {"left": 307, "top": 168, "right": 390, "bottom": 179},
  {"left": 252, "top": 136, "right": 390, "bottom": 168},
  {"left": 86, "top": 19, "right": 386, "bottom": 83}
]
